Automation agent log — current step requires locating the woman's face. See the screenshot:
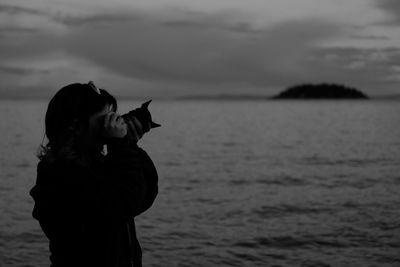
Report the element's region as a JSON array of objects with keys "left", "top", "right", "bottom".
[{"left": 87, "top": 104, "right": 113, "bottom": 149}]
